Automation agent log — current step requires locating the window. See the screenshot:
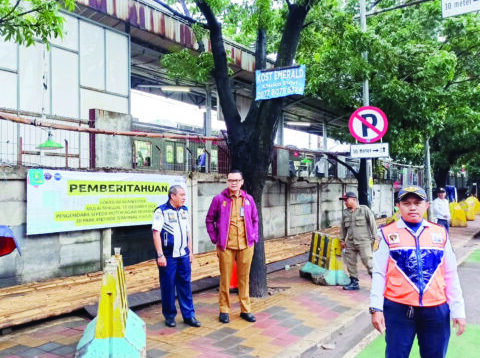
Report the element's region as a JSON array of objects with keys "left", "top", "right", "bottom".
[{"left": 135, "top": 141, "right": 152, "bottom": 167}]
